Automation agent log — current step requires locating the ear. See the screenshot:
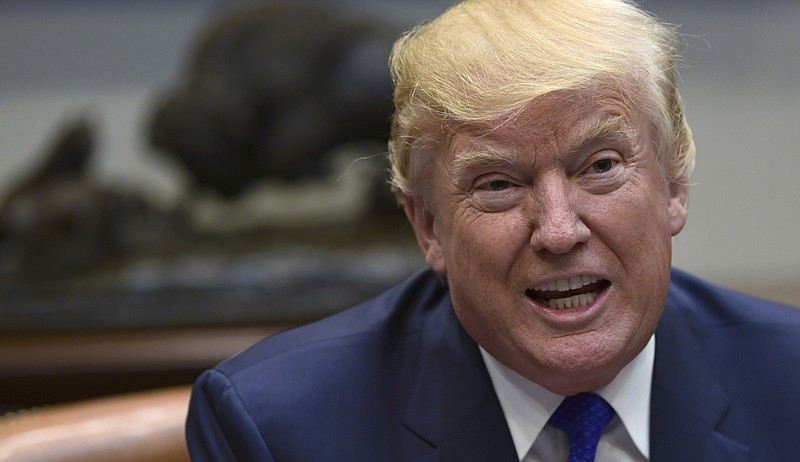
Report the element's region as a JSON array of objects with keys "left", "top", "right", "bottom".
[
  {"left": 401, "top": 194, "right": 447, "bottom": 275},
  {"left": 667, "top": 181, "right": 689, "bottom": 236}
]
